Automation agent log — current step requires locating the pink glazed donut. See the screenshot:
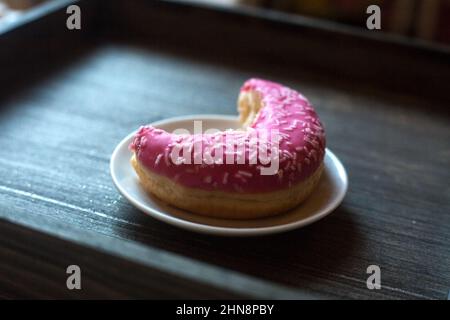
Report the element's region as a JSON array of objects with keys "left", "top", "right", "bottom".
[{"left": 130, "top": 79, "right": 326, "bottom": 219}]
